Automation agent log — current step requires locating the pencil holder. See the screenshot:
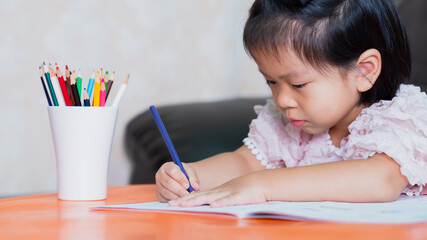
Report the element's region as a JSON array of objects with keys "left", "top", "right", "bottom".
[{"left": 48, "top": 106, "right": 118, "bottom": 200}]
